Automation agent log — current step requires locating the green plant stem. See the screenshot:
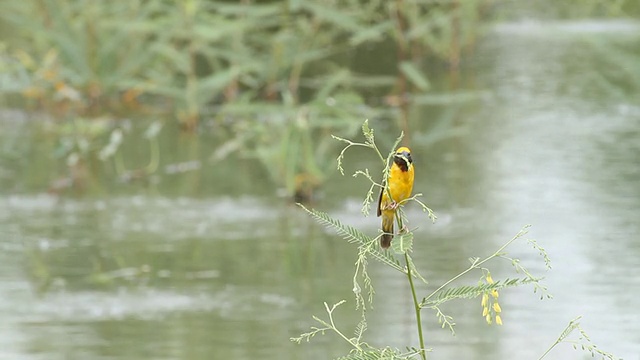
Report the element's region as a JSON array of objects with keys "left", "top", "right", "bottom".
[
  {"left": 537, "top": 316, "right": 581, "bottom": 360},
  {"left": 405, "top": 251, "right": 426, "bottom": 360},
  {"left": 422, "top": 226, "right": 530, "bottom": 304},
  {"left": 325, "top": 301, "right": 364, "bottom": 352},
  {"left": 396, "top": 207, "right": 426, "bottom": 359},
  {"left": 538, "top": 339, "right": 561, "bottom": 360}
]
